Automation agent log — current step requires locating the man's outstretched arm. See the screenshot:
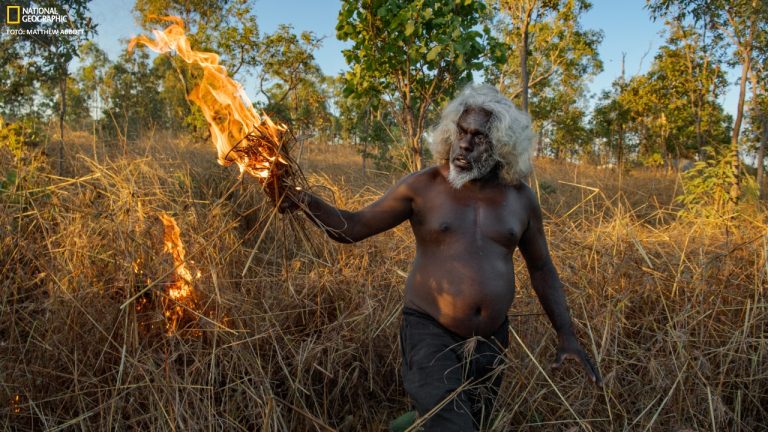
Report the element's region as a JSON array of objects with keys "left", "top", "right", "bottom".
[
  {"left": 517, "top": 187, "right": 603, "bottom": 386},
  {"left": 279, "top": 174, "right": 415, "bottom": 244}
]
